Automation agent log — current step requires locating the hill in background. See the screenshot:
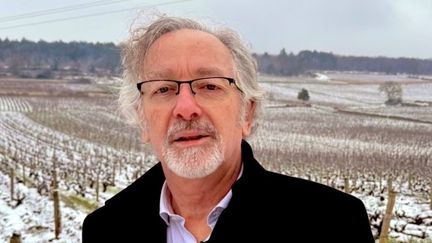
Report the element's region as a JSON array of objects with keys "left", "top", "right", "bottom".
[{"left": 1, "top": 38, "right": 432, "bottom": 79}]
